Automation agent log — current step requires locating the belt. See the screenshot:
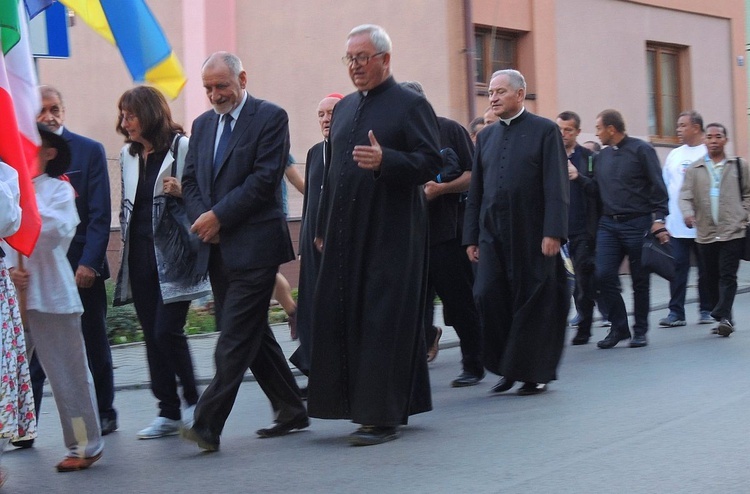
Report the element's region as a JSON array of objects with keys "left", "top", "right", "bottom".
[{"left": 605, "top": 213, "right": 649, "bottom": 222}]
